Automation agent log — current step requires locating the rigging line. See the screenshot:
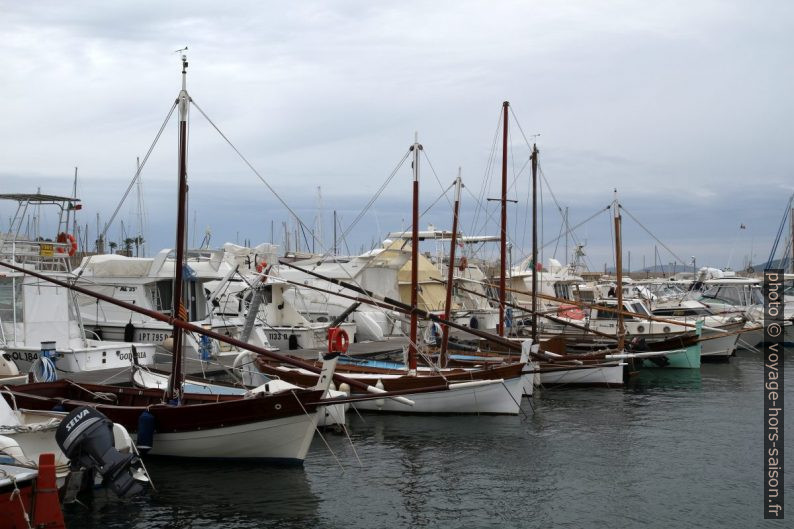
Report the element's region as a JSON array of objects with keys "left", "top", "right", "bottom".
[
  {"left": 421, "top": 150, "right": 454, "bottom": 210},
  {"left": 540, "top": 205, "right": 611, "bottom": 251},
  {"left": 390, "top": 181, "right": 456, "bottom": 242},
  {"left": 191, "top": 94, "right": 423, "bottom": 351},
  {"left": 609, "top": 208, "right": 616, "bottom": 272},
  {"left": 471, "top": 155, "right": 530, "bottom": 241},
  {"left": 103, "top": 100, "right": 178, "bottom": 239},
  {"left": 619, "top": 204, "right": 687, "bottom": 266},
  {"left": 333, "top": 151, "right": 411, "bottom": 253},
  {"left": 191, "top": 98, "right": 328, "bottom": 250},
  {"left": 190, "top": 98, "right": 414, "bottom": 338},
  {"left": 470, "top": 108, "right": 504, "bottom": 234},
  {"left": 298, "top": 217, "right": 312, "bottom": 252}
]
